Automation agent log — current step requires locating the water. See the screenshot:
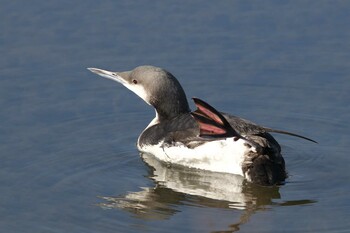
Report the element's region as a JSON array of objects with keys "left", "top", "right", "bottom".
[{"left": 1, "top": 1, "right": 350, "bottom": 232}]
